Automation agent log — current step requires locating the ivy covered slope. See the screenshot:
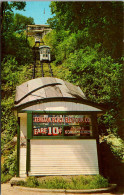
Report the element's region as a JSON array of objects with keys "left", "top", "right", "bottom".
[
  {"left": 1, "top": 2, "right": 34, "bottom": 183},
  {"left": 44, "top": 1, "right": 124, "bottom": 159}
]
